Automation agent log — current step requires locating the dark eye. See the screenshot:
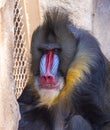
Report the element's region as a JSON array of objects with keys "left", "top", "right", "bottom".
[
  {"left": 38, "top": 48, "right": 48, "bottom": 54},
  {"left": 53, "top": 48, "right": 61, "bottom": 53}
]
